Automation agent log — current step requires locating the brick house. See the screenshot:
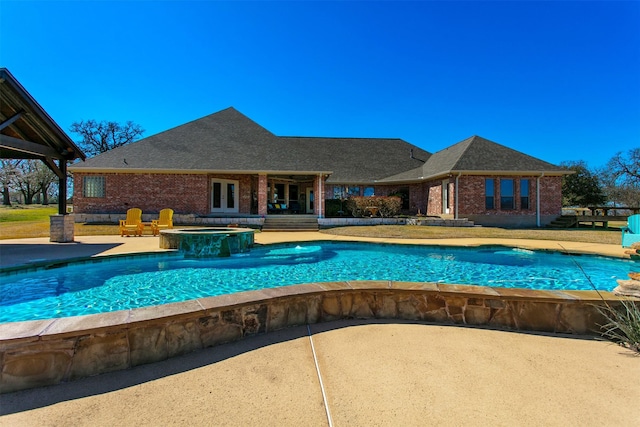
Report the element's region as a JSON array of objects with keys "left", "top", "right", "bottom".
[{"left": 70, "top": 107, "right": 568, "bottom": 227}]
